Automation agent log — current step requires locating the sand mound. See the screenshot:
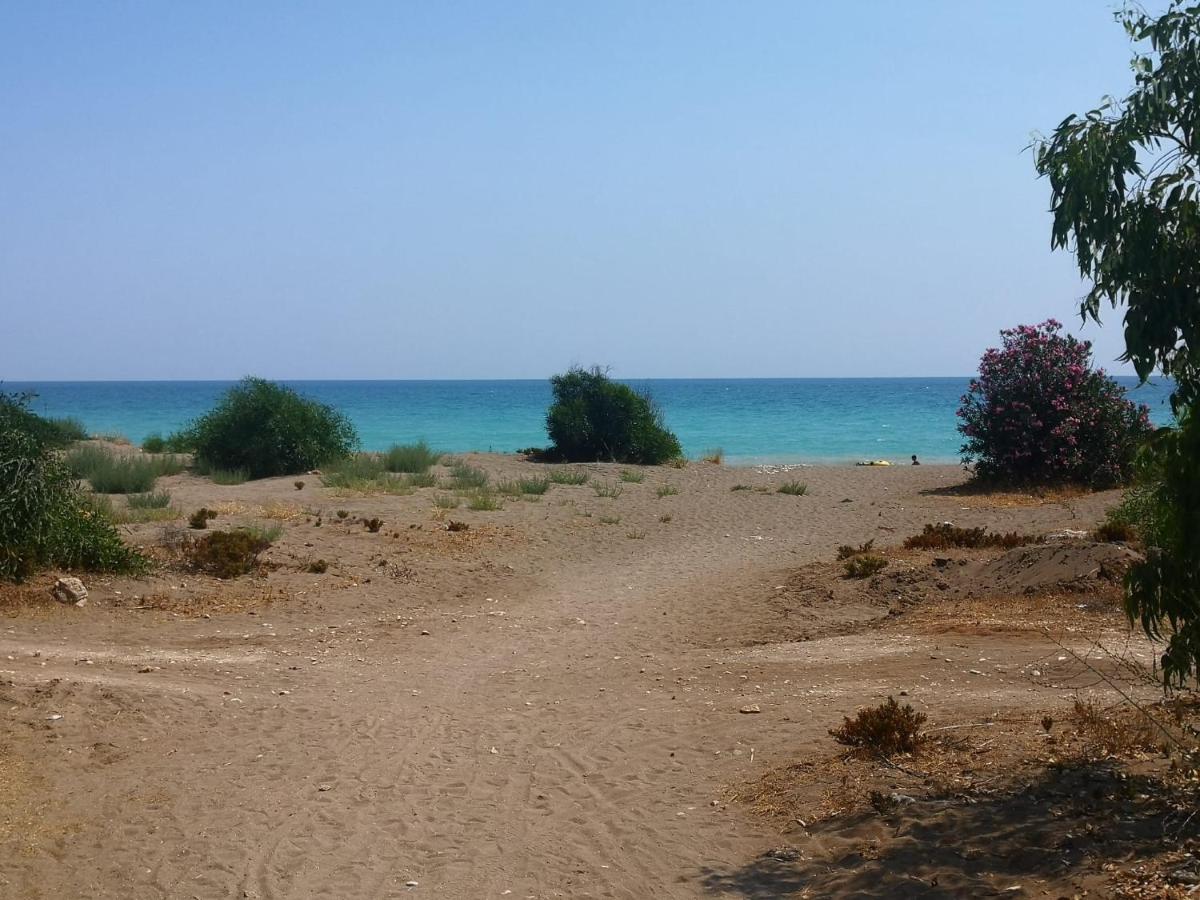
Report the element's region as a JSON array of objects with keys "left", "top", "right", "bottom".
[{"left": 878, "top": 538, "right": 1141, "bottom": 606}]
